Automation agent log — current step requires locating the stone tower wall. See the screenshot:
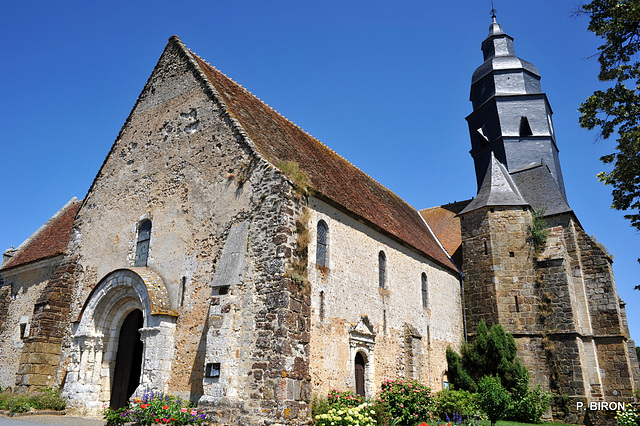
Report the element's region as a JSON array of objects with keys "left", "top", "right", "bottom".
[{"left": 461, "top": 206, "right": 639, "bottom": 423}]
